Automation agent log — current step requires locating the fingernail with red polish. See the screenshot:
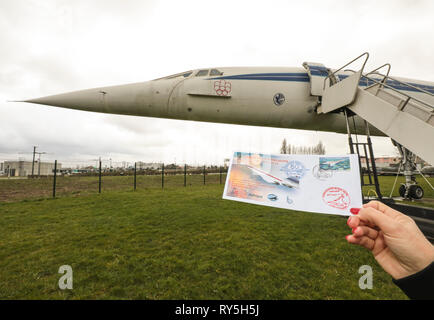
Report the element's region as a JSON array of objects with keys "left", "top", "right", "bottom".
[
  {"left": 352, "top": 228, "right": 357, "bottom": 234},
  {"left": 350, "top": 208, "right": 360, "bottom": 215},
  {"left": 347, "top": 217, "right": 351, "bottom": 226},
  {"left": 345, "top": 235, "right": 351, "bottom": 241}
]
